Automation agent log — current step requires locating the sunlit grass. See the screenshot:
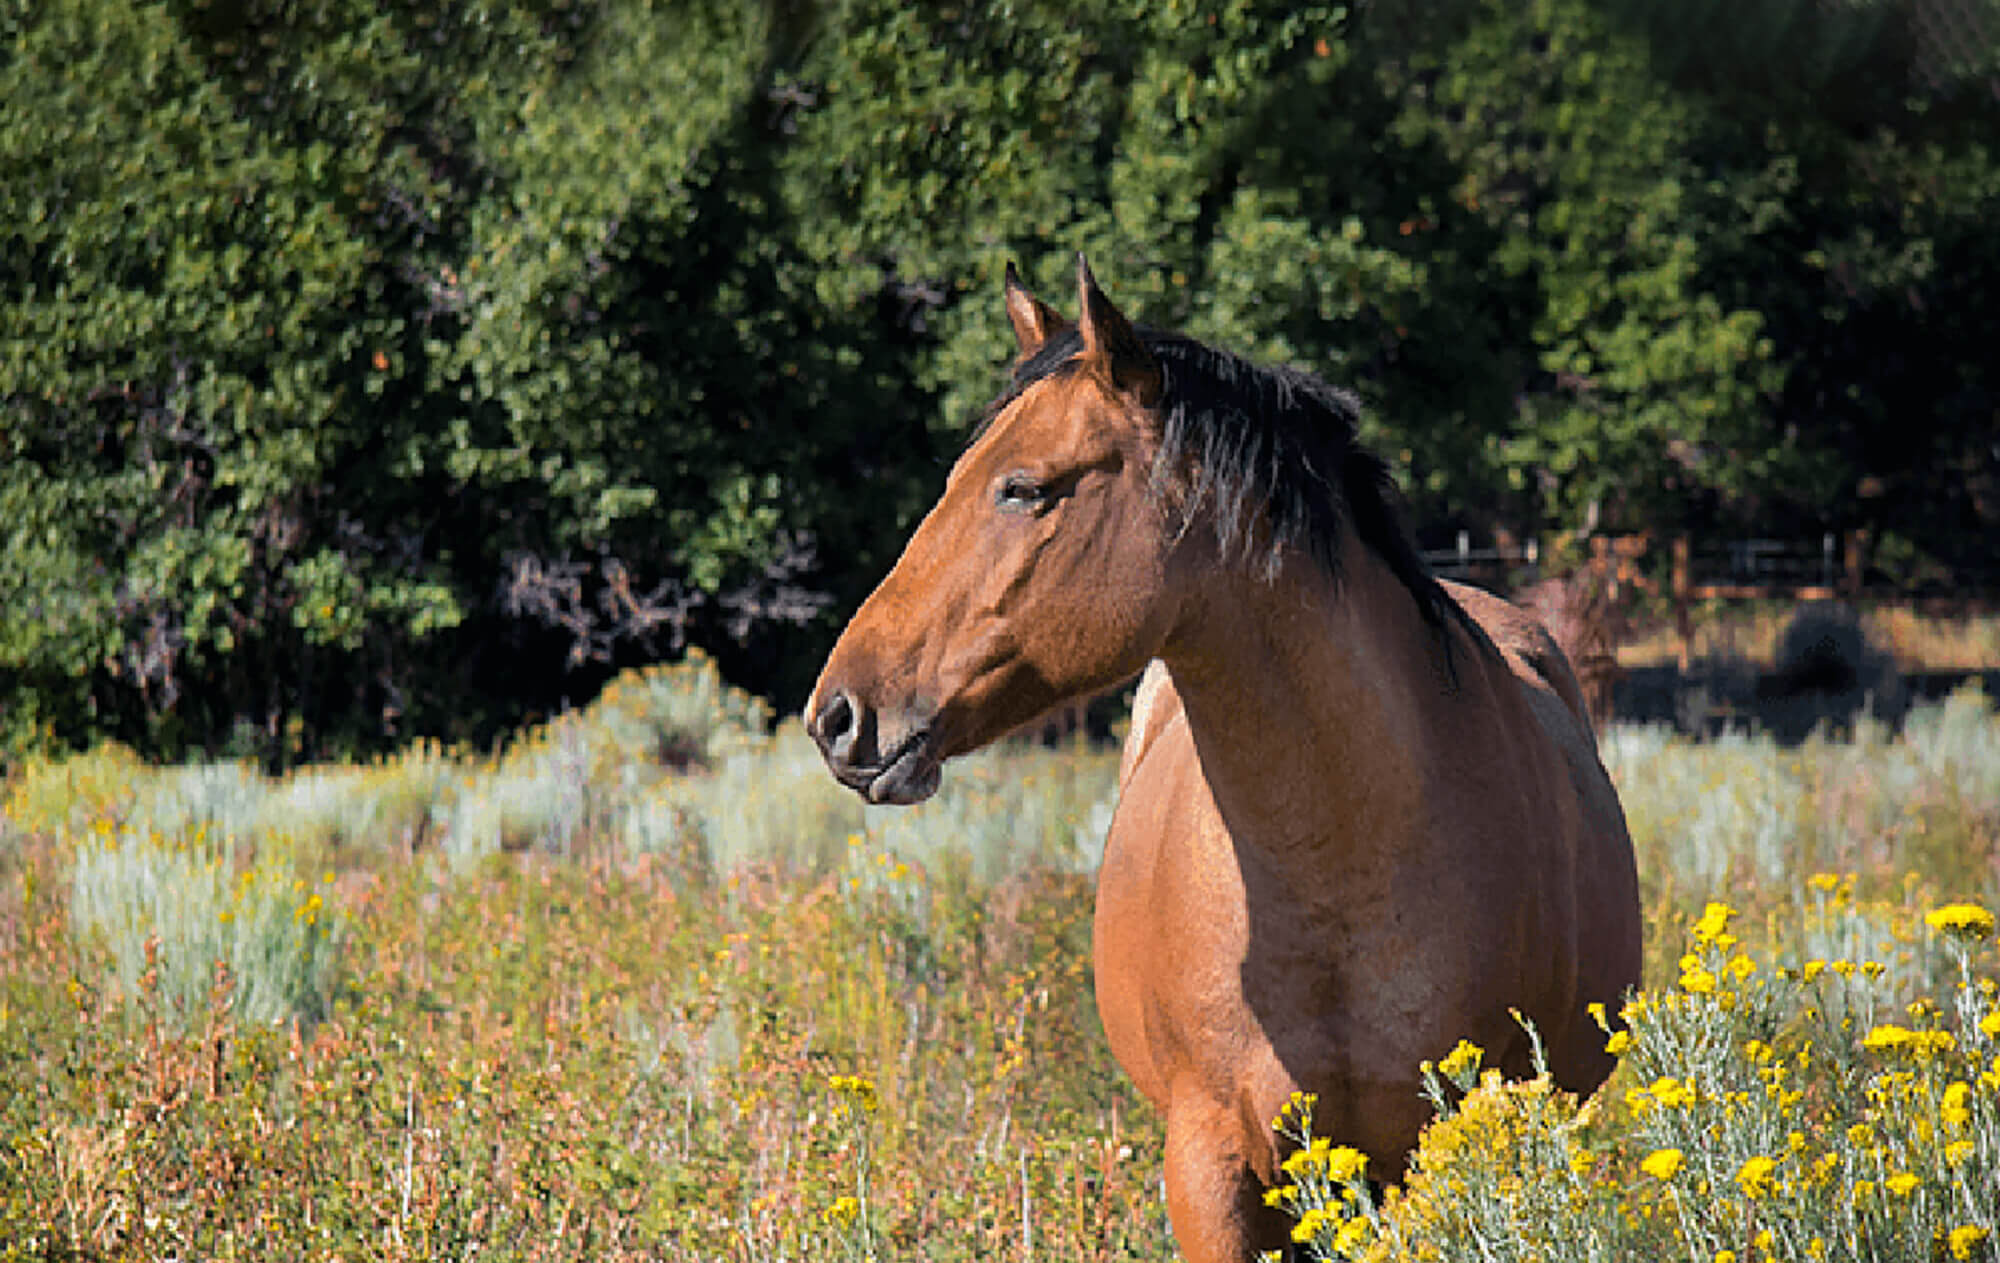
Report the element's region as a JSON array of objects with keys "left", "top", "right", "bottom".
[
  {"left": 1621, "top": 603, "right": 2000, "bottom": 673},
  {"left": 0, "top": 657, "right": 1993, "bottom": 1260}
]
